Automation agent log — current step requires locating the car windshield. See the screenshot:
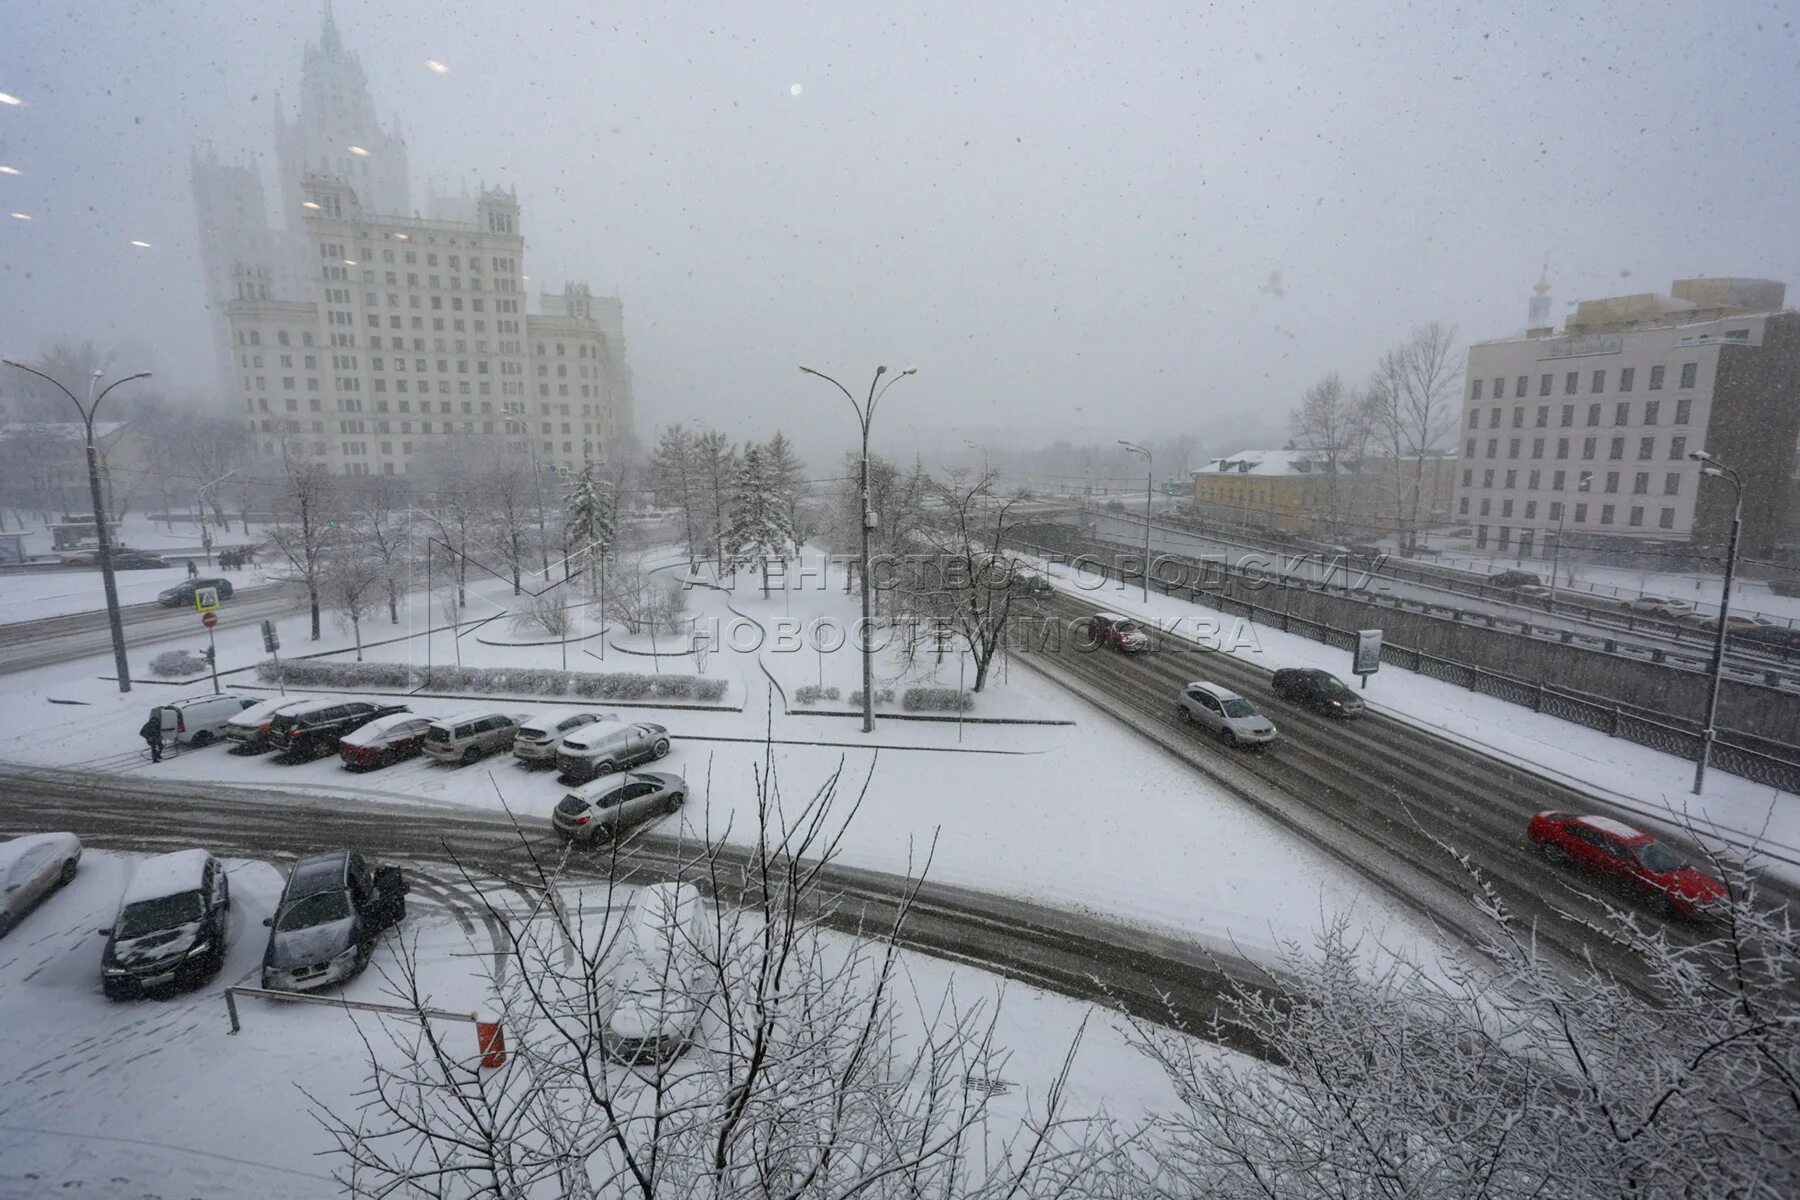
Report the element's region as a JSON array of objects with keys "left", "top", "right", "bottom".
[
  {"left": 1316, "top": 677, "right": 1353, "bottom": 697},
  {"left": 115, "top": 892, "right": 204, "bottom": 937},
  {"left": 1634, "top": 842, "right": 1685, "bottom": 874},
  {"left": 275, "top": 890, "right": 352, "bottom": 931},
  {"left": 1222, "top": 699, "right": 1258, "bottom": 719}
]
